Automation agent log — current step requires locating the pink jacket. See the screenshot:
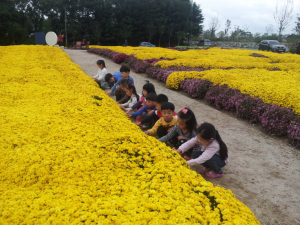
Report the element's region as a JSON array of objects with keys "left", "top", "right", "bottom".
[
  {"left": 140, "top": 96, "right": 146, "bottom": 108},
  {"left": 180, "top": 138, "right": 229, "bottom": 166}
]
